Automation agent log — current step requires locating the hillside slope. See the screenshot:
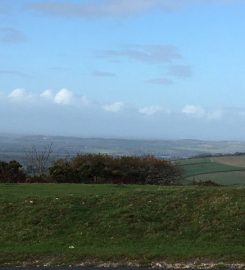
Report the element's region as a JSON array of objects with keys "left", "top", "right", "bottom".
[
  {"left": 177, "top": 156, "right": 245, "bottom": 185},
  {"left": 0, "top": 184, "right": 244, "bottom": 266}
]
